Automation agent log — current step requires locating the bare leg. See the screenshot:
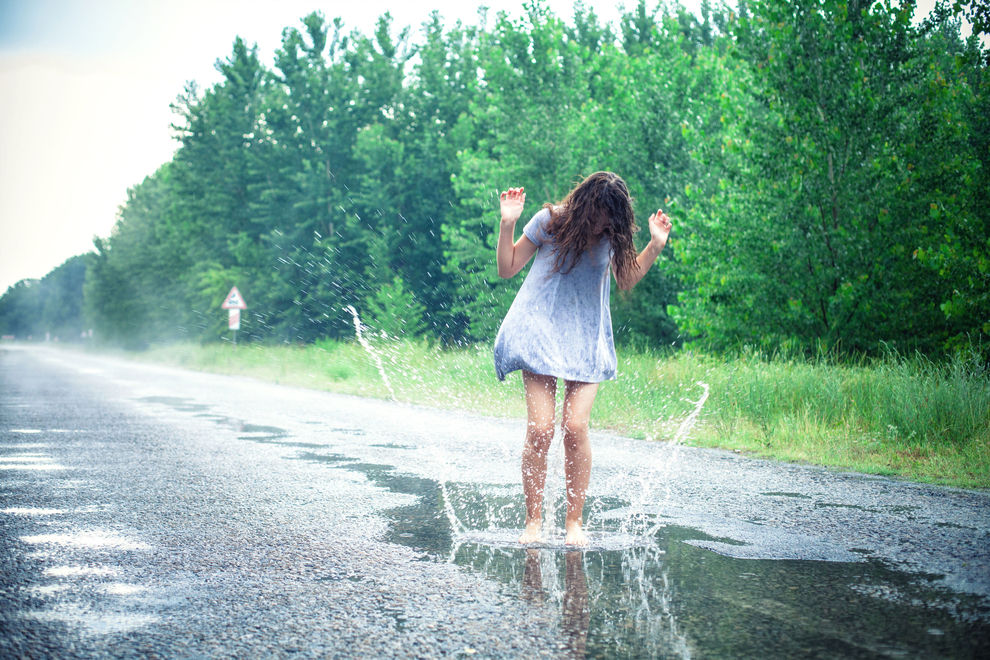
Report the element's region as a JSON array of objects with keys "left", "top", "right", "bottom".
[
  {"left": 519, "top": 370, "right": 557, "bottom": 544},
  {"left": 521, "top": 549, "right": 544, "bottom": 602},
  {"left": 561, "top": 379, "right": 599, "bottom": 547},
  {"left": 562, "top": 551, "right": 590, "bottom": 655}
]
